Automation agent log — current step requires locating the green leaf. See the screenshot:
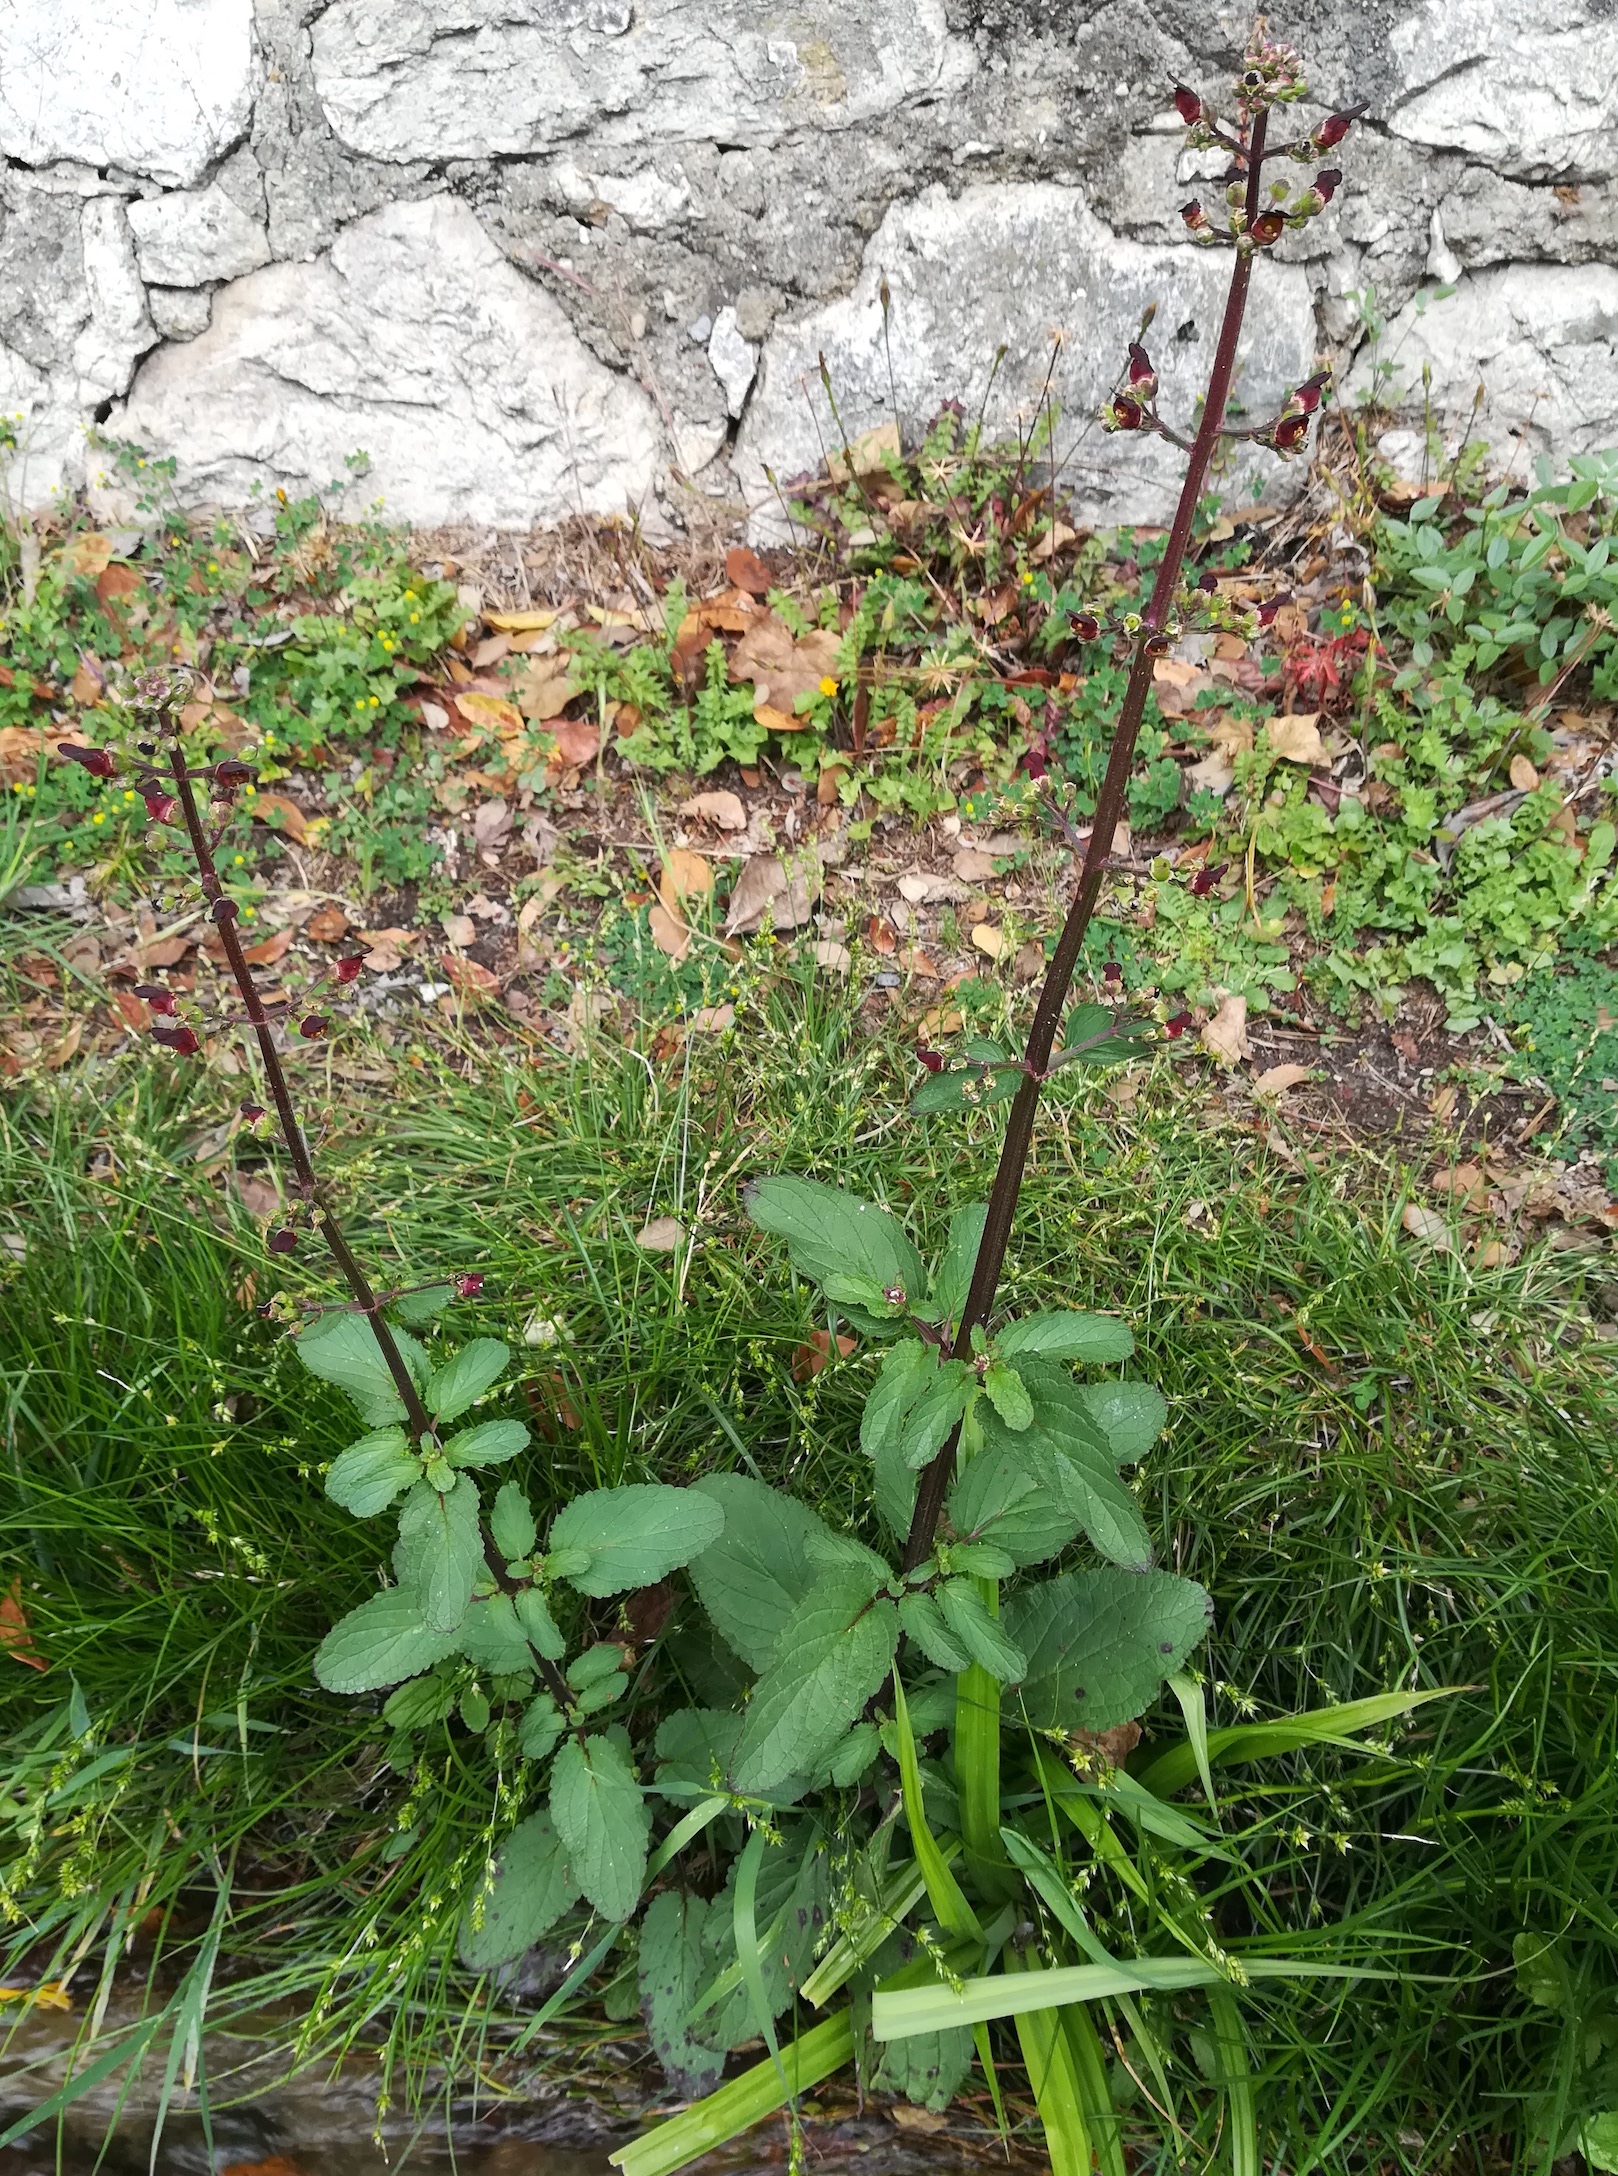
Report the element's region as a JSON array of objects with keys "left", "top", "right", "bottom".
[
  {"left": 899, "top": 1360, "right": 972, "bottom": 1469},
  {"left": 983, "top": 1360, "right": 1033, "bottom": 1431},
  {"left": 999, "top": 1312, "right": 1135, "bottom": 1364},
  {"left": 639, "top": 1891, "right": 727, "bottom": 2097},
  {"left": 687, "top": 1474, "right": 835, "bottom": 1673},
  {"left": 898, "top": 1590, "right": 972, "bottom": 1673},
  {"left": 821, "top": 1272, "right": 905, "bottom": 1316},
  {"left": 937, "top": 1580, "right": 1026, "bottom": 1683},
  {"left": 930, "top": 1202, "right": 987, "bottom": 1327},
  {"left": 871, "top": 2025, "right": 974, "bottom": 2114},
  {"left": 382, "top": 1672, "right": 456, "bottom": 1729},
  {"left": 460, "top": 1685, "right": 490, "bottom": 1733},
  {"left": 982, "top": 1367, "right": 1153, "bottom": 1568},
  {"left": 731, "top": 1577, "right": 901, "bottom": 1793},
  {"left": 443, "top": 1418, "right": 529, "bottom": 1468},
  {"left": 951, "top": 1542, "right": 1016, "bottom": 1580},
  {"left": 389, "top": 1284, "right": 455, "bottom": 1325},
  {"left": 803, "top": 1530, "right": 891, "bottom": 1587},
  {"left": 398, "top": 1473, "right": 483, "bottom": 1634},
  {"left": 515, "top": 1586, "right": 566, "bottom": 1660},
  {"left": 325, "top": 1427, "right": 419, "bottom": 1517},
  {"left": 824, "top": 1721, "right": 883, "bottom": 1786},
  {"left": 490, "top": 1480, "right": 537, "bottom": 1561},
  {"left": 871, "top": 1434, "right": 919, "bottom": 1545},
  {"left": 1005, "top": 1568, "right": 1213, "bottom": 1732},
  {"left": 294, "top": 1312, "right": 429, "bottom": 1426},
  {"left": 860, "top": 1339, "right": 934, "bottom": 1459},
  {"left": 1075, "top": 1381, "right": 1168, "bottom": 1463},
  {"left": 456, "top": 1594, "right": 535, "bottom": 1674},
  {"left": 426, "top": 1337, "right": 511, "bottom": 1423},
  {"left": 313, "top": 1588, "right": 459, "bottom": 1694},
  {"left": 550, "top": 1727, "right": 651, "bottom": 1921},
  {"left": 744, "top": 1175, "right": 927, "bottom": 1309},
  {"left": 1582, "top": 2115, "right": 1618, "bottom": 2174},
  {"left": 458, "top": 1811, "right": 577, "bottom": 1970},
  {"left": 519, "top": 1692, "right": 563, "bottom": 1763},
  {"left": 568, "top": 1642, "right": 628, "bottom": 1690},
  {"left": 948, "top": 1450, "right": 1084, "bottom": 1569},
  {"left": 547, "top": 1484, "right": 725, "bottom": 1598}
]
